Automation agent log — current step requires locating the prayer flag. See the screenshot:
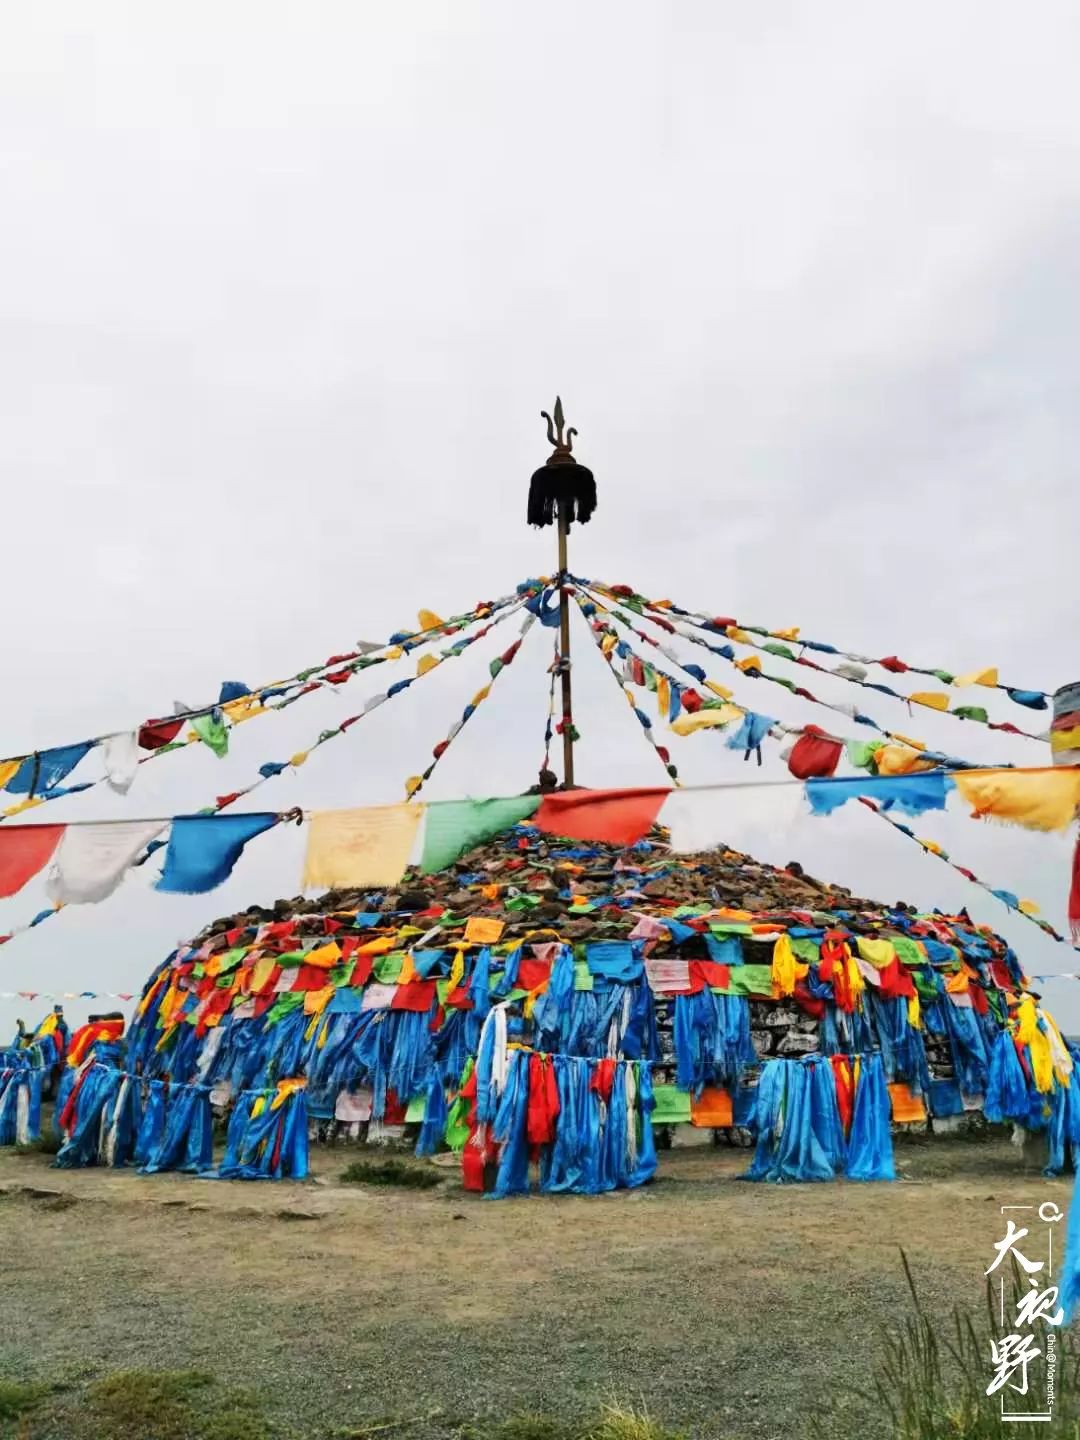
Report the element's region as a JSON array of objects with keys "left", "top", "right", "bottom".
[
  {"left": 47, "top": 820, "right": 164, "bottom": 905},
  {"left": 158, "top": 813, "right": 278, "bottom": 894},
  {"left": 535, "top": 787, "right": 670, "bottom": 845},
  {"left": 302, "top": 805, "right": 423, "bottom": 889},
  {"left": 0, "top": 825, "right": 66, "bottom": 897},
  {"left": 420, "top": 795, "right": 539, "bottom": 874}
]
